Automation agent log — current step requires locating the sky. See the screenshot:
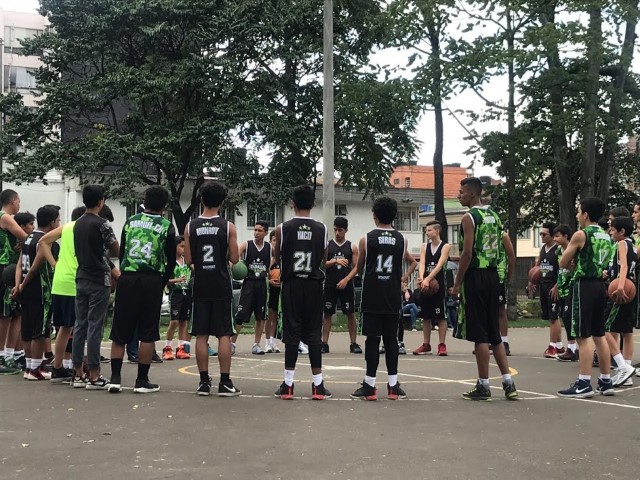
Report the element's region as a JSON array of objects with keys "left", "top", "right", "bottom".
[{"left": 0, "top": 0, "right": 503, "bottom": 178}]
